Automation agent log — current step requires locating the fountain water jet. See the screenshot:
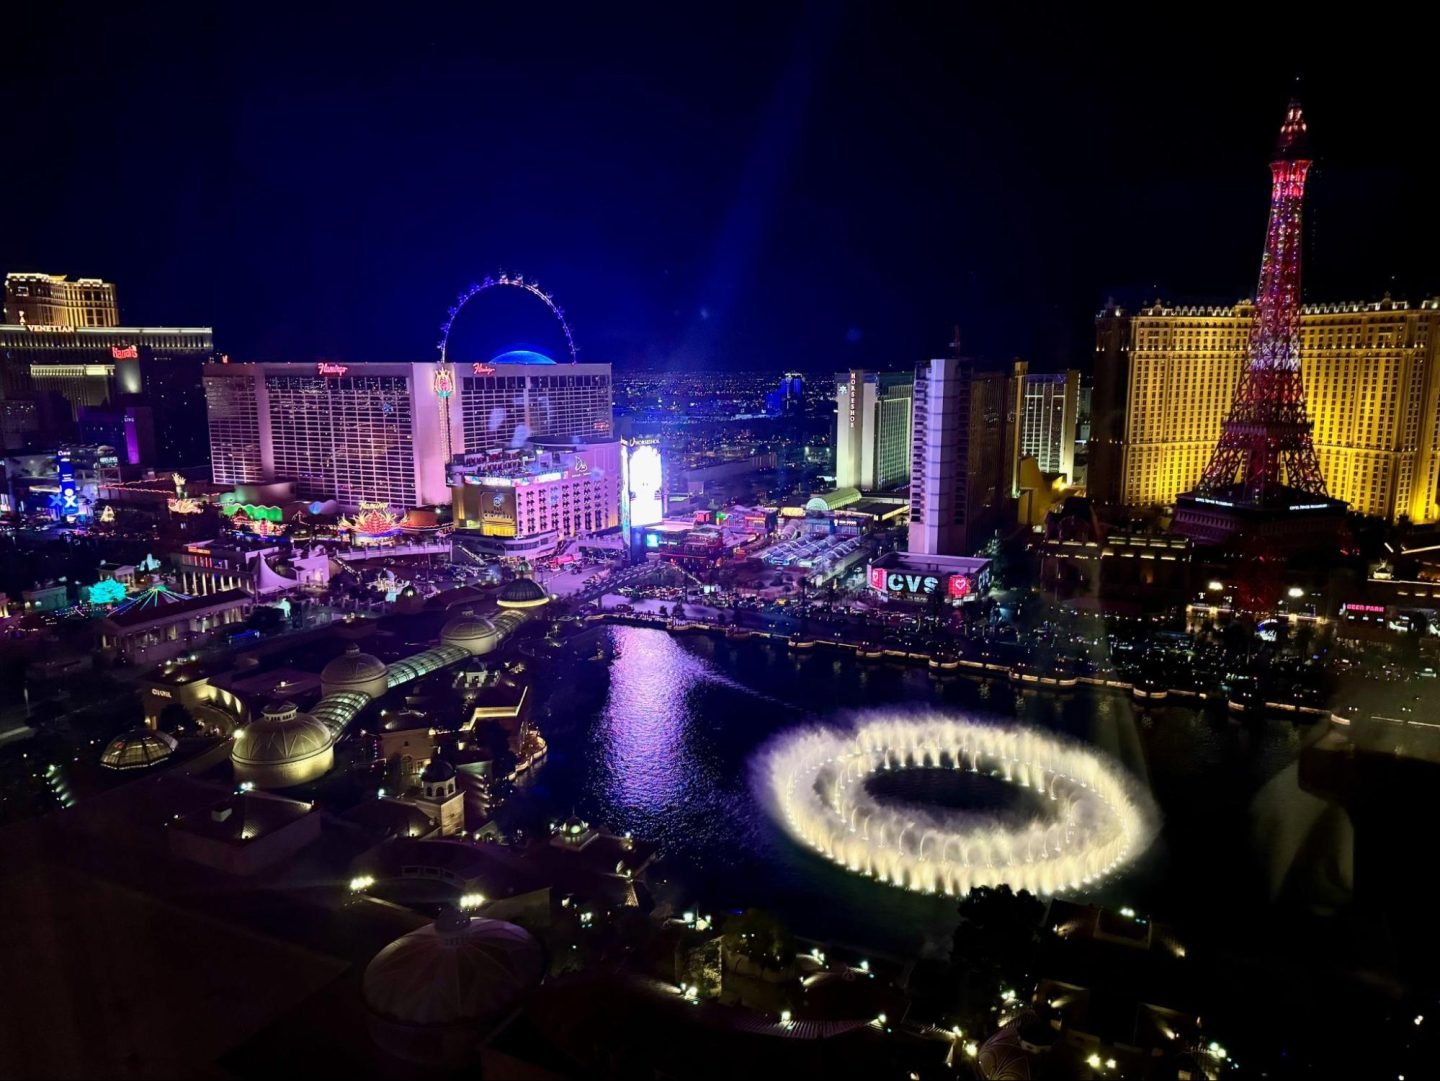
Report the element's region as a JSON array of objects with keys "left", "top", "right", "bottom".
[{"left": 763, "top": 711, "right": 1154, "bottom": 899}]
